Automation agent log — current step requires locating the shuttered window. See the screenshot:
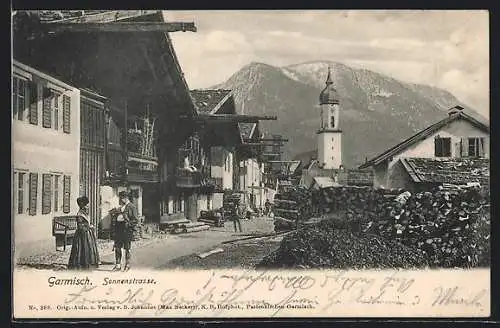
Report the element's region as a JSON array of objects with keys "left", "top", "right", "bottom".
[
  {"left": 29, "top": 81, "right": 38, "bottom": 125},
  {"left": 42, "top": 174, "right": 53, "bottom": 214},
  {"left": 434, "top": 137, "right": 451, "bottom": 157},
  {"left": 17, "top": 172, "right": 25, "bottom": 214},
  {"left": 54, "top": 175, "right": 60, "bottom": 212},
  {"left": 63, "top": 175, "right": 71, "bottom": 213},
  {"left": 18, "top": 78, "right": 26, "bottom": 120},
  {"left": 468, "top": 137, "right": 485, "bottom": 158},
  {"left": 63, "top": 95, "right": 71, "bottom": 134},
  {"left": 12, "top": 77, "right": 27, "bottom": 121},
  {"left": 12, "top": 77, "right": 18, "bottom": 118},
  {"left": 28, "top": 173, "right": 38, "bottom": 216},
  {"left": 42, "top": 88, "right": 52, "bottom": 128}
]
